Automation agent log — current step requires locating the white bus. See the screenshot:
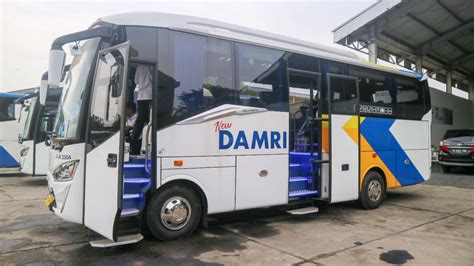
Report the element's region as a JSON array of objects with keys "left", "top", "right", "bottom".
[
  {"left": 17, "top": 74, "right": 63, "bottom": 175},
  {"left": 44, "top": 12, "right": 431, "bottom": 247},
  {"left": 0, "top": 92, "right": 24, "bottom": 169}
]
